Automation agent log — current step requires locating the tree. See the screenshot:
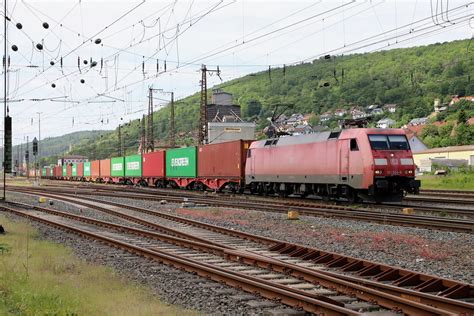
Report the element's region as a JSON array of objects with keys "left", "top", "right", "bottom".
[
  {"left": 457, "top": 109, "right": 468, "bottom": 124},
  {"left": 246, "top": 100, "right": 262, "bottom": 117},
  {"left": 454, "top": 124, "right": 474, "bottom": 145}
]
